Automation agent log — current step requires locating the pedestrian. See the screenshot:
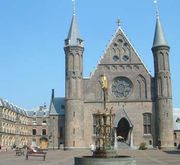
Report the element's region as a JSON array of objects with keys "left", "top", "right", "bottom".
[{"left": 90, "top": 144, "right": 95, "bottom": 152}]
